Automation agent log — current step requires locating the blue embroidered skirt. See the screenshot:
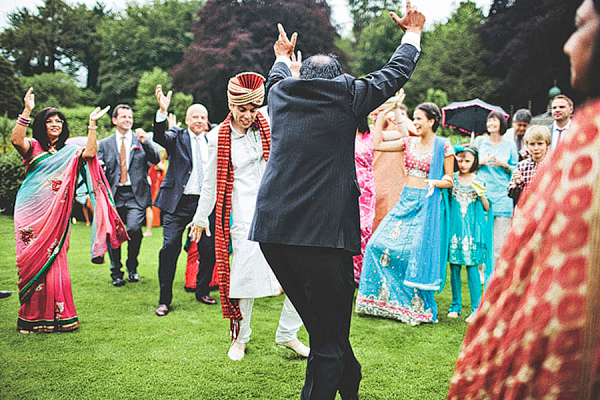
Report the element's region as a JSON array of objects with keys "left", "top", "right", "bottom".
[{"left": 356, "top": 186, "right": 437, "bottom": 325}]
